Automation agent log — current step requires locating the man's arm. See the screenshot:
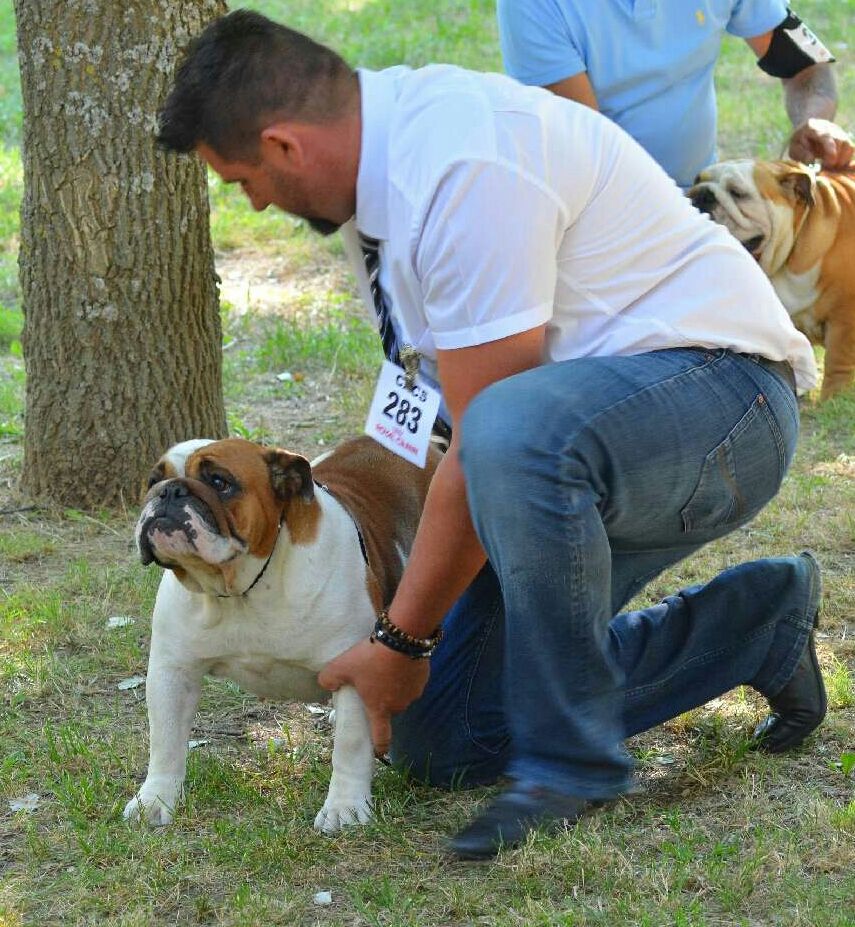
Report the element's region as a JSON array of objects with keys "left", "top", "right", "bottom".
[
  {"left": 745, "top": 26, "right": 853, "bottom": 170},
  {"left": 544, "top": 72, "right": 599, "bottom": 110},
  {"left": 318, "top": 326, "right": 546, "bottom": 754}
]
